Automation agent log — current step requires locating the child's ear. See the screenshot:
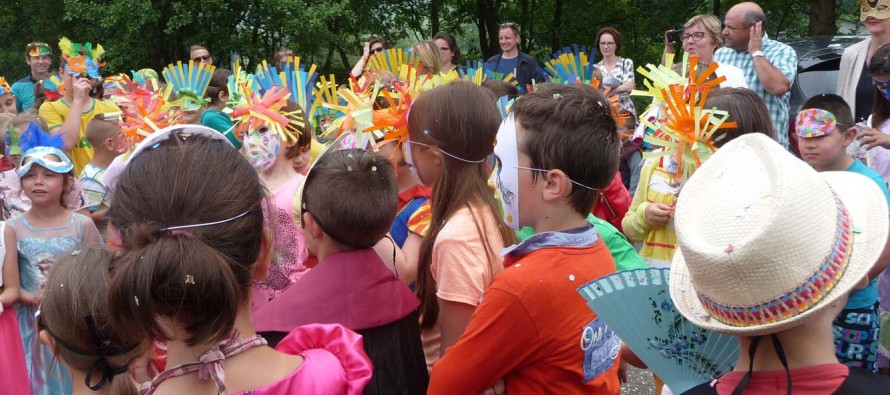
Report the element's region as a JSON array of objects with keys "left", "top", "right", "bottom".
[
  {"left": 252, "top": 228, "right": 273, "bottom": 282},
  {"left": 841, "top": 127, "right": 857, "bottom": 146},
  {"left": 302, "top": 212, "right": 325, "bottom": 241},
  {"left": 542, "top": 169, "right": 573, "bottom": 202},
  {"left": 38, "top": 329, "right": 58, "bottom": 354}
]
